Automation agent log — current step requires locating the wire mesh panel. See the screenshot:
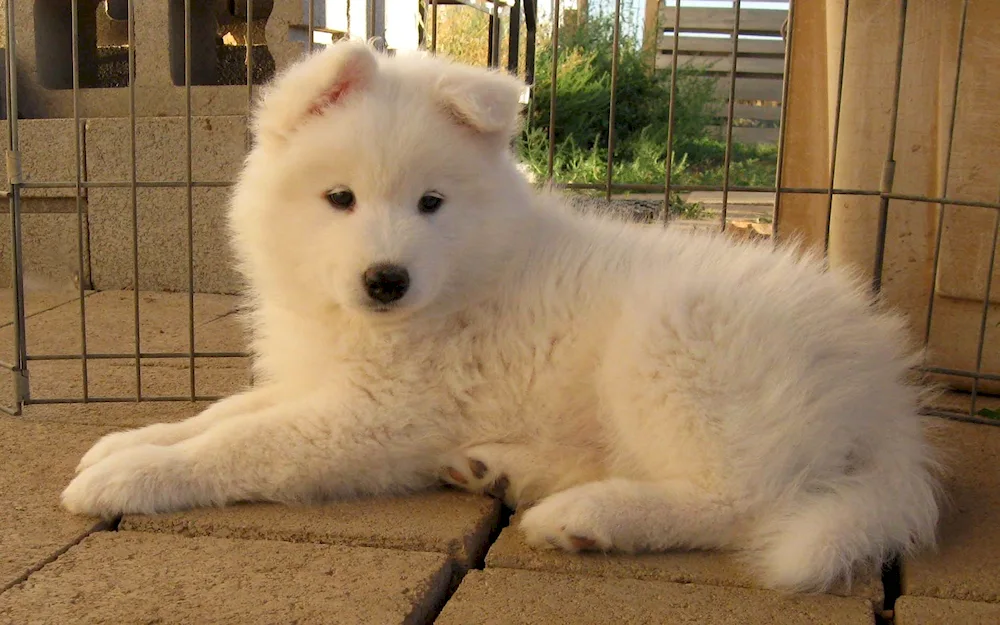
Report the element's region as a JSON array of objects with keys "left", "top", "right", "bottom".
[{"left": 1, "top": 0, "right": 998, "bottom": 424}]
